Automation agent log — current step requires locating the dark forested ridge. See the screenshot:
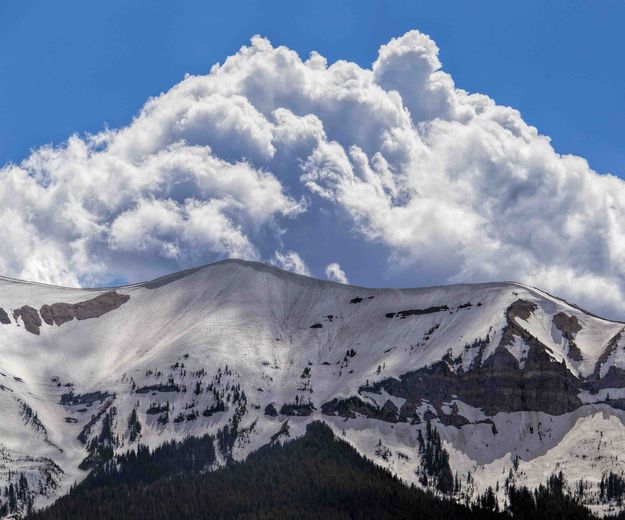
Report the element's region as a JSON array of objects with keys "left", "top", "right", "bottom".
[
  {"left": 26, "top": 421, "right": 615, "bottom": 520},
  {"left": 28, "top": 422, "right": 500, "bottom": 520}
]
